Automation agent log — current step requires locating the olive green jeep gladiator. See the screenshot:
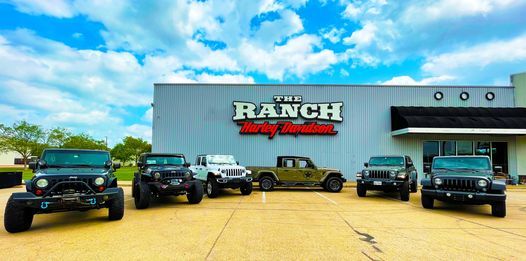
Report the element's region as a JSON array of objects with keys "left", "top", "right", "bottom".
[{"left": 247, "top": 156, "right": 346, "bottom": 192}]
